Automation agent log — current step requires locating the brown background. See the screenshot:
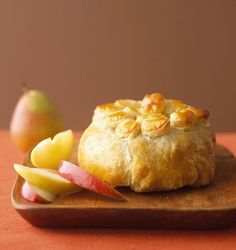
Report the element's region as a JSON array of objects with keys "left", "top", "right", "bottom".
[{"left": 1, "top": 0, "right": 236, "bottom": 131}]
